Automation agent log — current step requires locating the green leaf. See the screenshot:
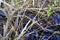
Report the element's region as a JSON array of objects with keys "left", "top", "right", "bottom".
[
  {"left": 46, "top": 0, "right": 57, "bottom": 17},
  {"left": 46, "top": 10, "right": 51, "bottom": 17},
  {"left": 46, "top": 5, "right": 53, "bottom": 17},
  {"left": 46, "top": 4, "right": 55, "bottom": 17}
]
